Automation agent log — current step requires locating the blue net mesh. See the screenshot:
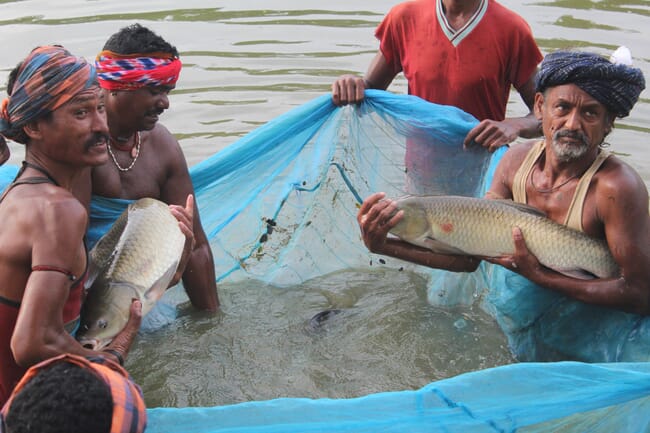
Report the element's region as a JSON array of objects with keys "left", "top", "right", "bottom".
[{"left": 2, "top": 90, "right": 650, "bottom": 430}]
